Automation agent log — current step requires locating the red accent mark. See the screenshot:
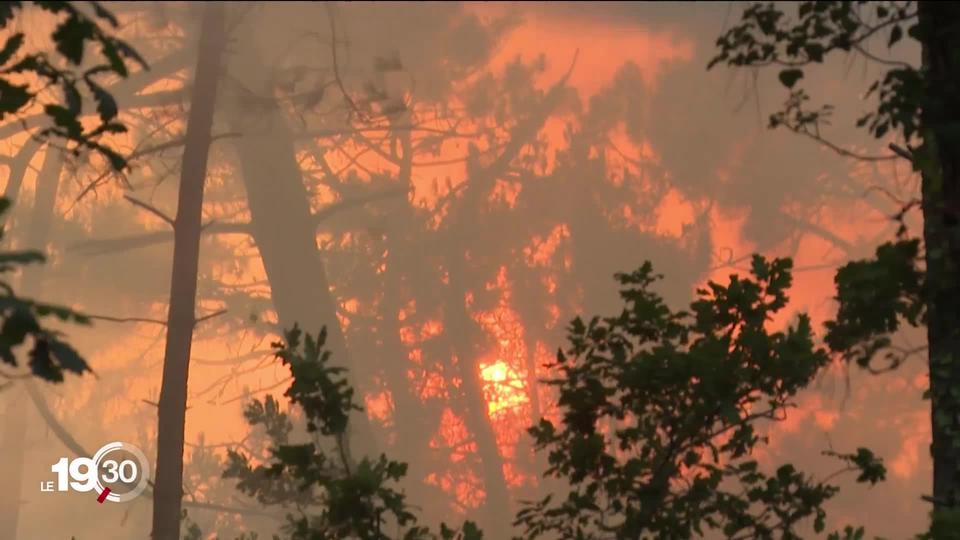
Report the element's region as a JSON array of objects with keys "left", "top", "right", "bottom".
[{"left": 97, "top": 487, "right": 111, "bottom": 504}]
